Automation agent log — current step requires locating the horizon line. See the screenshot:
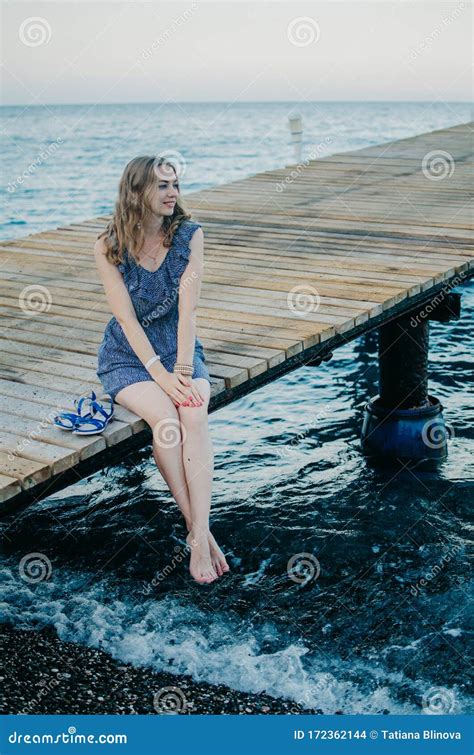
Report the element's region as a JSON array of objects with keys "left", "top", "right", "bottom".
[{"left": 1, "top": 99, "right": 471, "bottom": 108}]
